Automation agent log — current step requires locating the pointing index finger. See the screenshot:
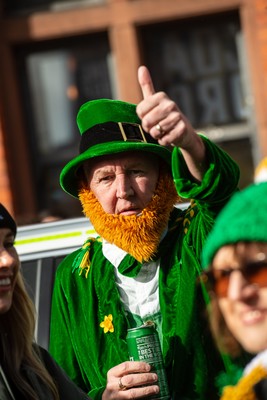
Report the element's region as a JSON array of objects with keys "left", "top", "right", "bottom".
[{"left": 138, "top": 65, "right": 156, "bottom": 99}]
